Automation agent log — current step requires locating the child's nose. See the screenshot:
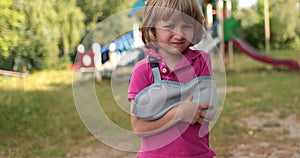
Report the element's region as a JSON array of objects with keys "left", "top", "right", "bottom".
[
  {"left": 172, "top": 26, "right": 187, "bottom": 39},
  {"left": 173, "top": 31, "right": 185, "bottom": 40}
]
